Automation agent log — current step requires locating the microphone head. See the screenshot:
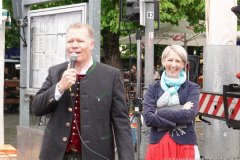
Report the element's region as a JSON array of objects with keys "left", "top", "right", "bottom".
[
  {"left": 69, "top": 52, "right": 78, "bottom": 68},
  {"left": 70, "top": 52, "right": 78, "bottom": 61}
]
